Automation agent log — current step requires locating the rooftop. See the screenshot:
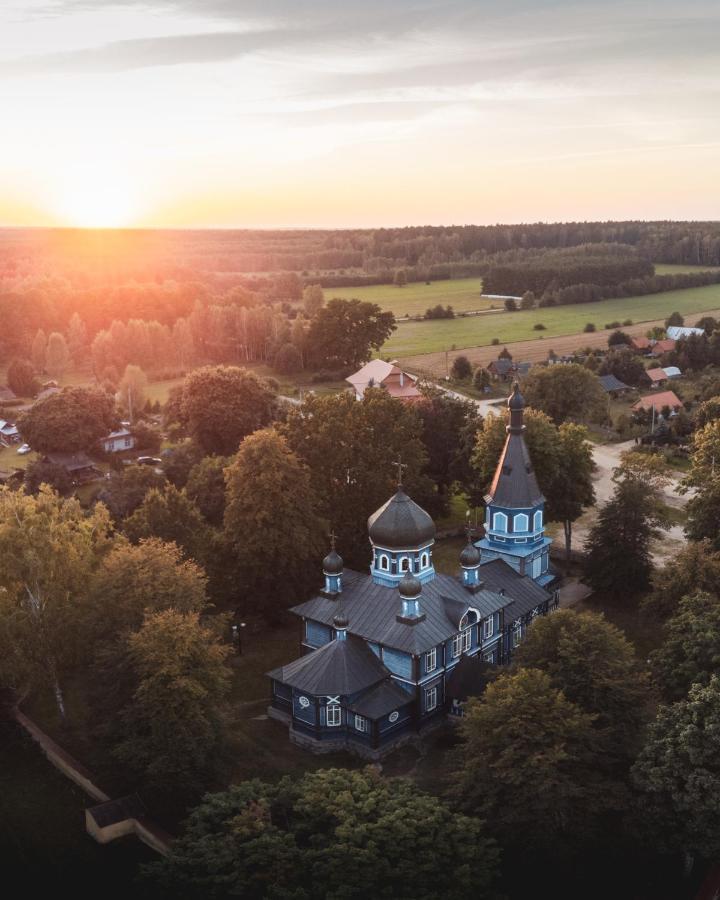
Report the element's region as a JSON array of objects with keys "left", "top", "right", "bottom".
[
  {"left": 632, "top": 390, "right": 682, "bottom": 412},
  {"left": 267, "top": 634, "right": 387, "bottom": 695}
]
